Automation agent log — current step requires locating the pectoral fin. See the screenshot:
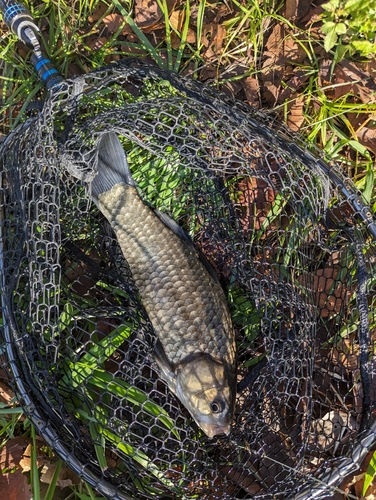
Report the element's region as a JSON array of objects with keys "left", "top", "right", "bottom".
[{"left": 153, "top": 339, "right": 177, "bottom": 393}]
